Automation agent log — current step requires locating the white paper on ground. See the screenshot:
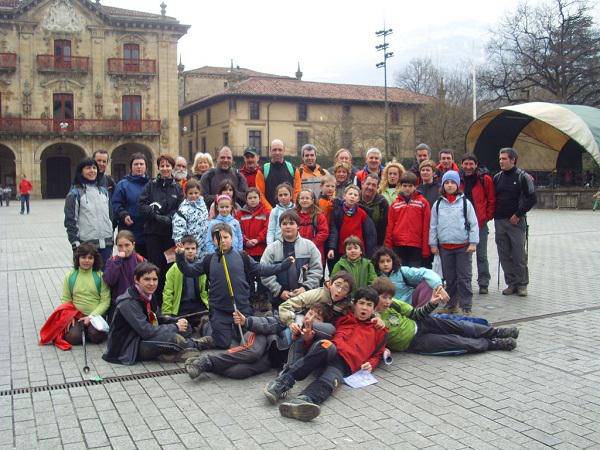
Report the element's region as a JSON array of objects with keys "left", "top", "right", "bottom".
[{"left": 343, "top": 370, "right": 378, "bottom": 388}]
